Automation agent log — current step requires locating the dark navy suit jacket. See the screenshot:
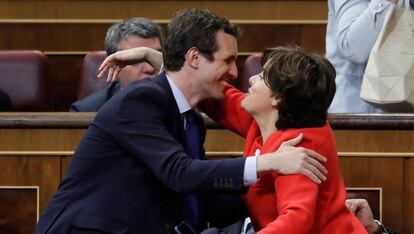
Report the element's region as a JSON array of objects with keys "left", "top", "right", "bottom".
[
  {"left": 69, "top": 81, "right": 121, "bottom": 112},
  {"left": 36, "top": 73, "right": 246, "bottom": 234}
]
